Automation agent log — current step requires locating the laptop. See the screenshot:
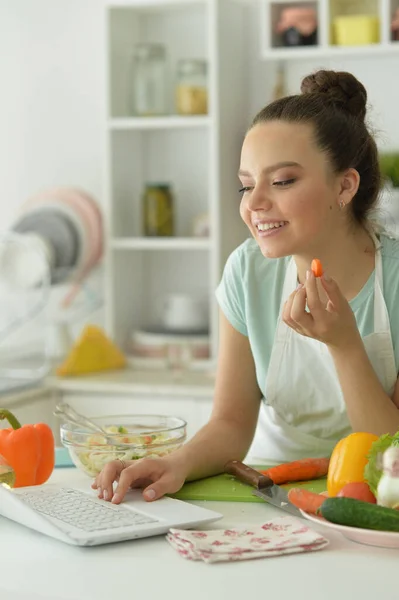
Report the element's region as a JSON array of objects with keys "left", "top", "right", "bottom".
[{"left": 0, "top": 481, "right": 223, "bottom": 547}]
